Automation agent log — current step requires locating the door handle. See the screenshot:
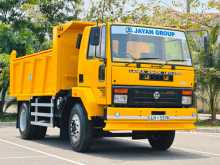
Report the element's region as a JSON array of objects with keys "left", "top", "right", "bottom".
[{"left": 98, "top": 64, "right": 105, "bottom": 81}]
